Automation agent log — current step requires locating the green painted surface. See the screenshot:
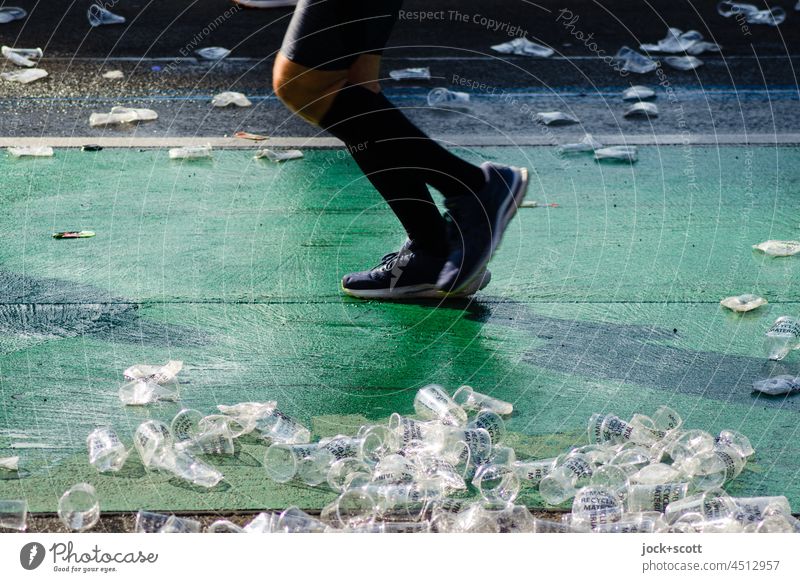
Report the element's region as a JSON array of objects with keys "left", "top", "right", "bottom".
[{"left": 0, "top": 146, "right": 798, "bottom": 512}]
